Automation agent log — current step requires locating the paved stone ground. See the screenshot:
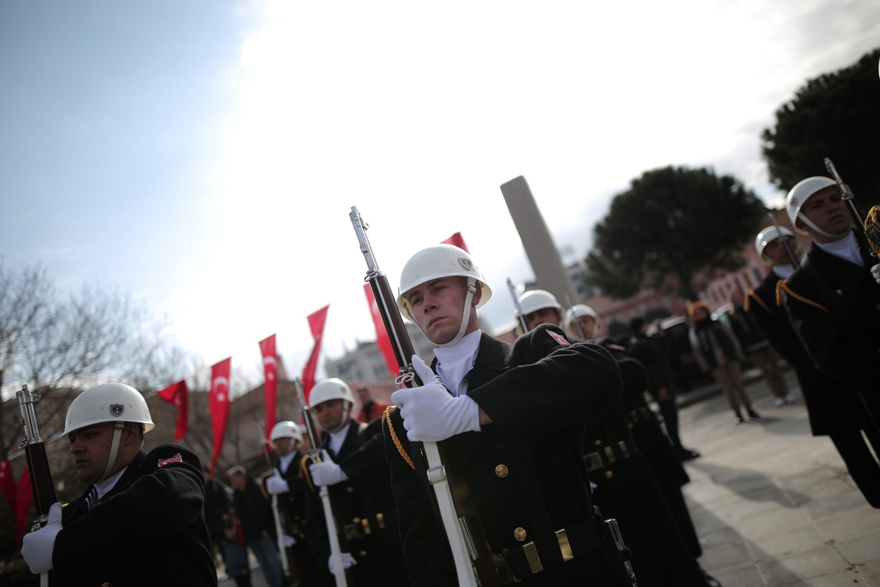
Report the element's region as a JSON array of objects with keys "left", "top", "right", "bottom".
[
  {"left": 679, "top": 369, "right": 880, "bottom": 586},
  {"left": 222, "top": 367, "right": 880, "bottom": 587}
]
